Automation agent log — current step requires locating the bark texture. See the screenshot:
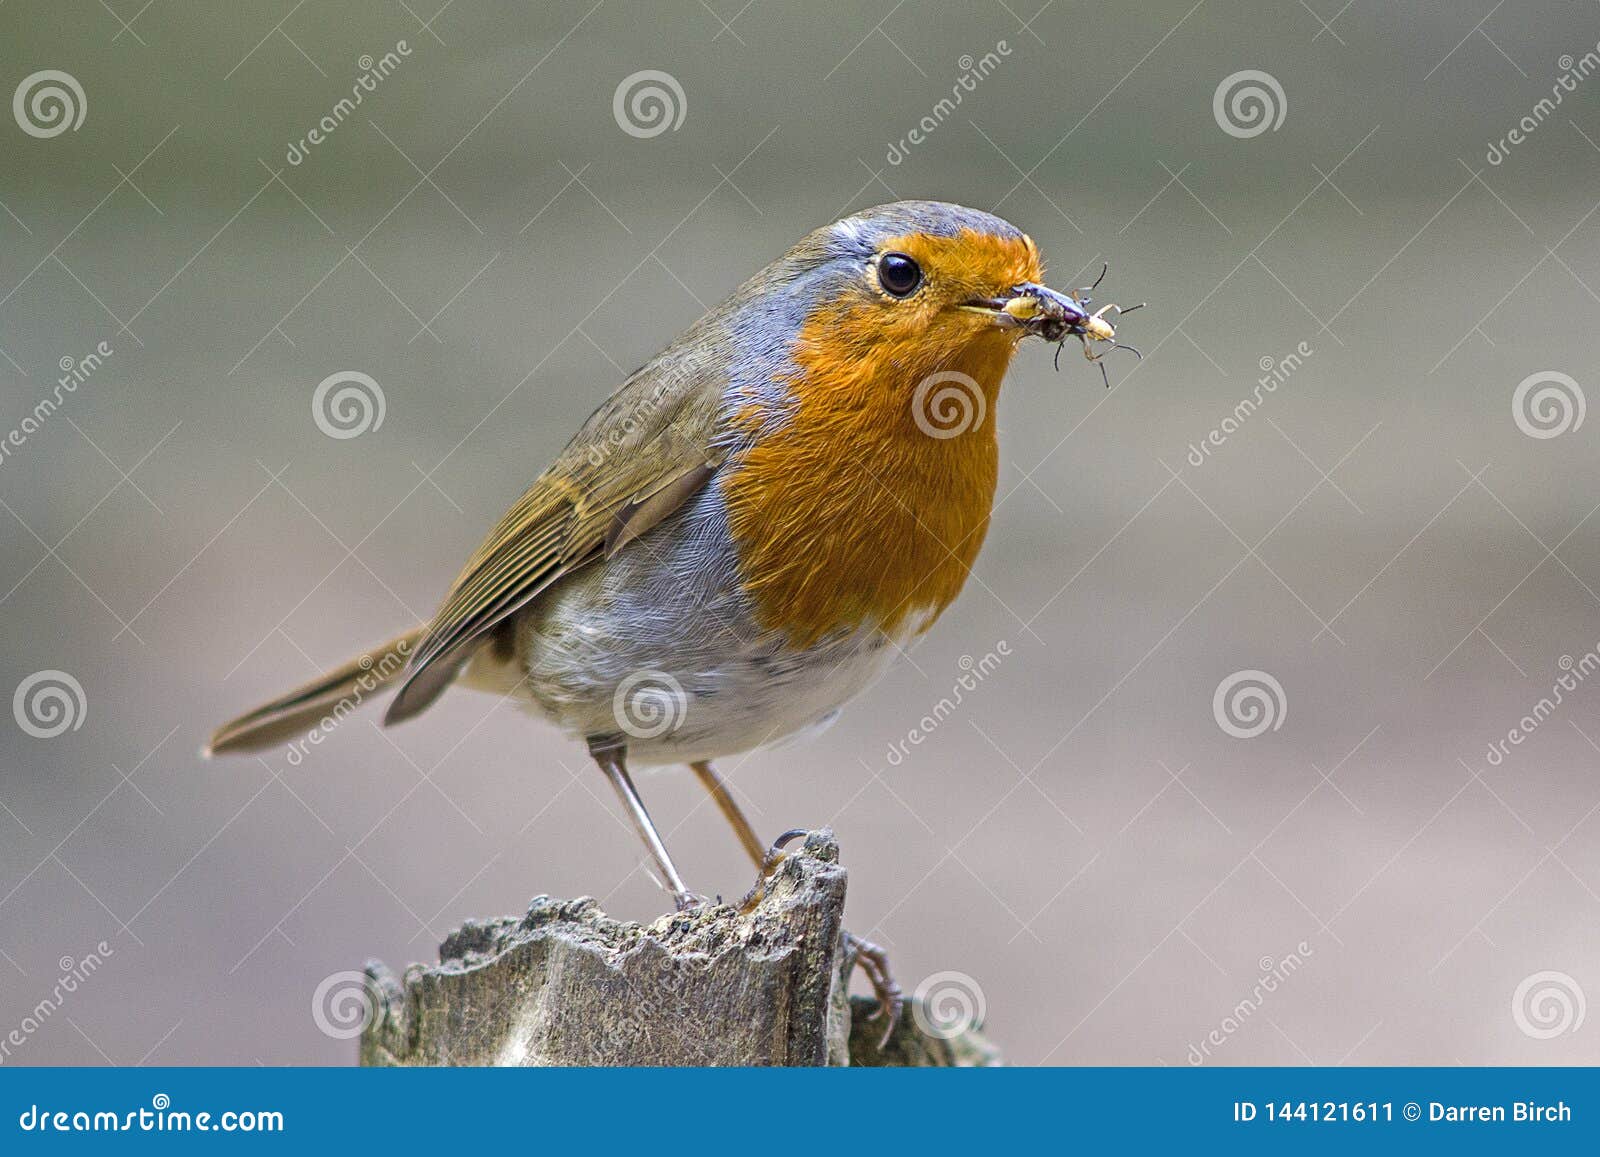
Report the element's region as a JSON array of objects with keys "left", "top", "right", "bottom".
[{"left": 359, "top": 830, "right": 997, "bottom": 1066}]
